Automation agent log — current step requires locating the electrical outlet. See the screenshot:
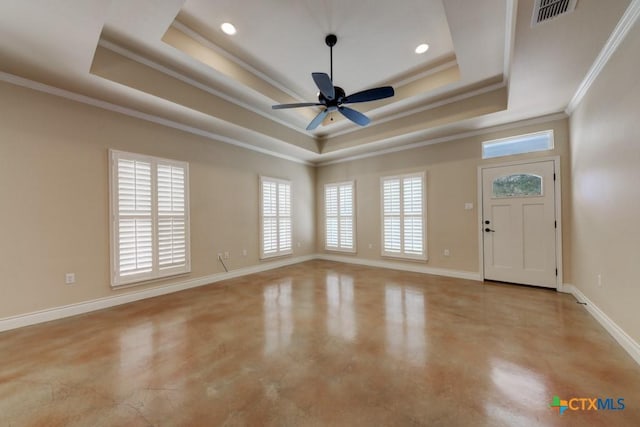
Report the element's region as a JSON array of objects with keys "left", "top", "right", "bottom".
[
  {"left": 242, "top": 249, "right": 247, "bottom": 256},
  {"left": 224, "top": 251, "right": 230, "bottom": 260},
  {"left": 464, "top": 203, "right": 473, "bottom": 210},
  {"left": 217, "top": 252, "right": 223, "bottom": 260},
  {"left": 443, "top": 249, "right": 450, "bottom": 257},
  {"left": 368, "top": 243, "right": 373, "bottom": 249},
  {"left": 65, "top": 273, "right": 75, "bottom": 285}
]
